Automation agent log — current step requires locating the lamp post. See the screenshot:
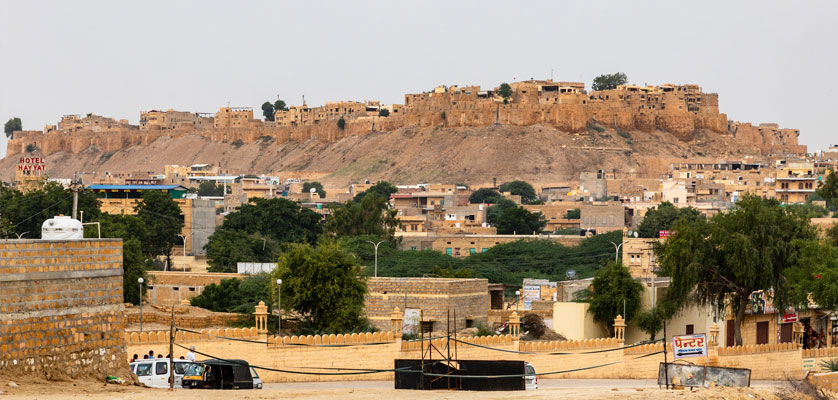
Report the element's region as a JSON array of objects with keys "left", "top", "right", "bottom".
[
  {"left": 138, "top": 277, "right": 144, "bottom": 333},
  {"left": 609, "top": 241, "right": 624, "bottom": 262},
  {"left": 366, "top": 240, "right": 385, "bottom": 277},
  {"left": 515, "top": 290, "right": 521, "bottom": 313},
  {"left": 276, "top": 279, "right": 282, "bottom": 336},
  {"left": 179, "top": 234, "right": 192, "bottom": 271}
]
